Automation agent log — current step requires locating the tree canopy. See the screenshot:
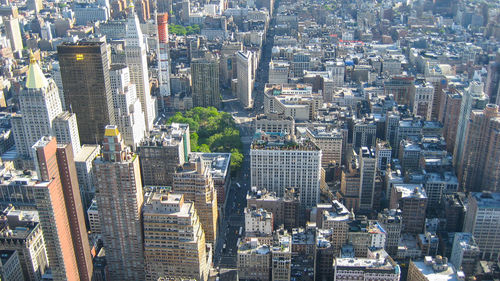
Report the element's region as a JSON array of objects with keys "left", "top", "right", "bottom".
[
  {"left": 169, "top": 24, "right": 201, "bottom": 36},
  {"left": 167, "top": 107, "right": 244, "bottom": 174}
]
